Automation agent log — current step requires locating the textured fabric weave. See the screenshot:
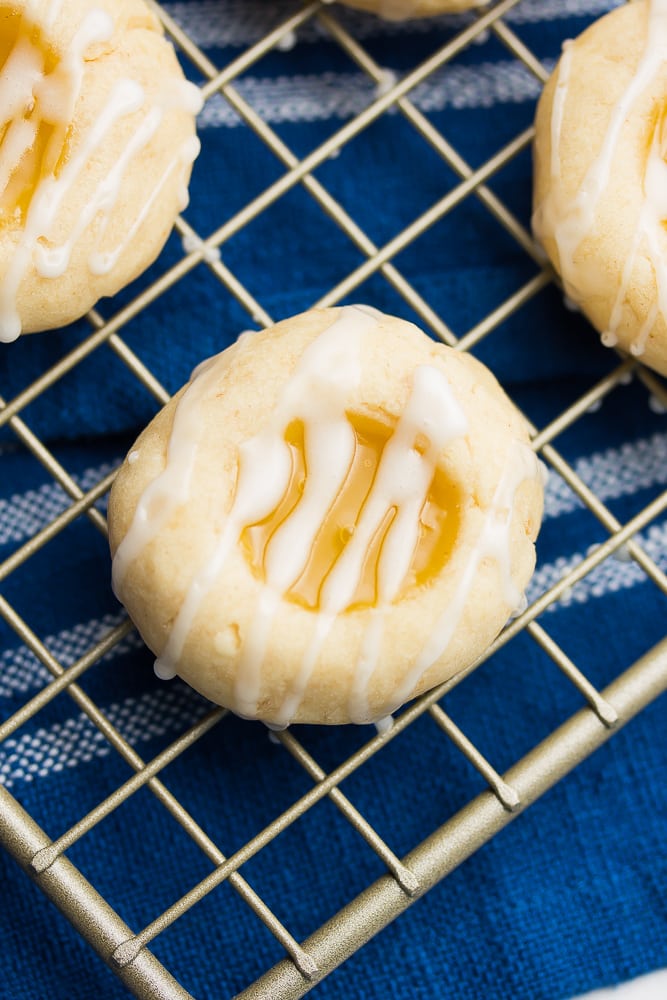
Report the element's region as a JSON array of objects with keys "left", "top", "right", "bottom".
[{"left": 0, "top": 0, "right": 617, "bottom": 442}]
